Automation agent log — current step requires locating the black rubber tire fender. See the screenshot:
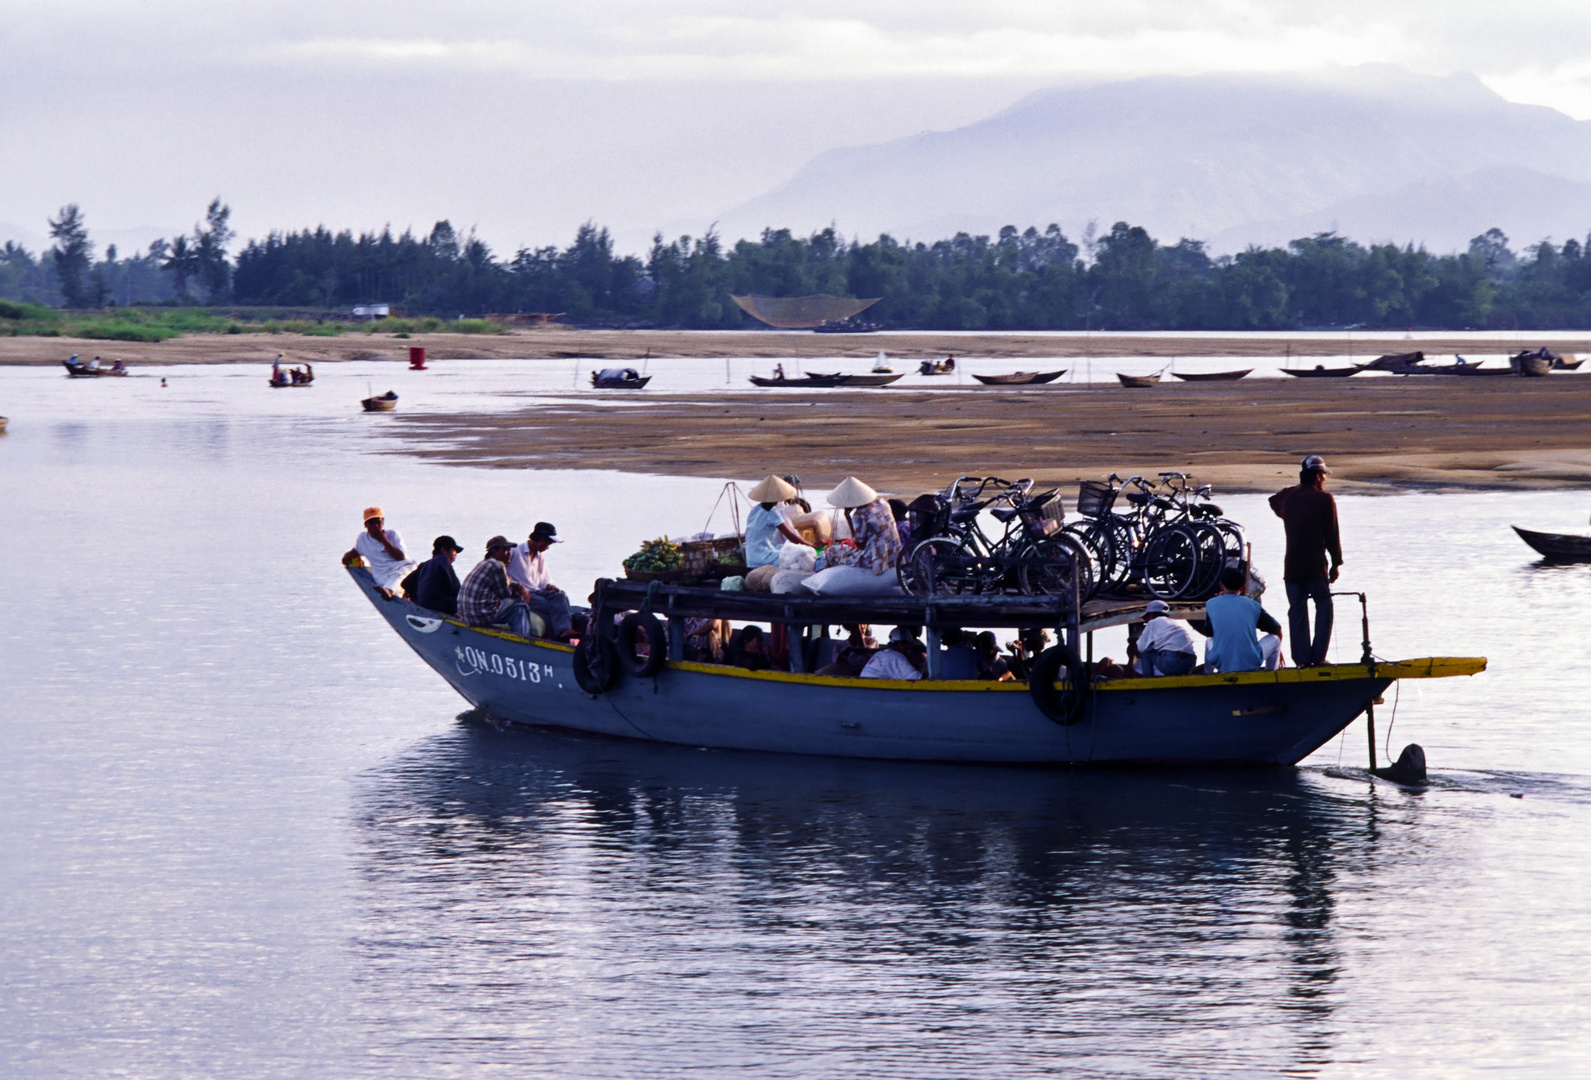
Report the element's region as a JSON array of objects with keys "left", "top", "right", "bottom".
[
  {"left": 1029, "top": 644, "right": 1087, "bottom": 726},
  {"left": 616, "top": 612, "right": 667, "bottom": 678},
  {"left": 573, "top": 635, "right": 620, "bottom": 694}
]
